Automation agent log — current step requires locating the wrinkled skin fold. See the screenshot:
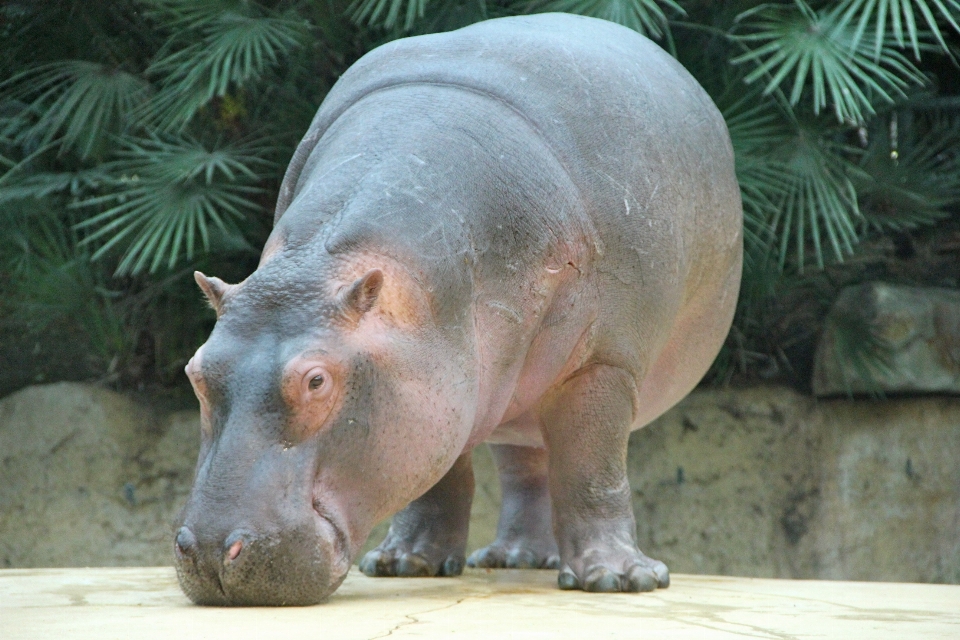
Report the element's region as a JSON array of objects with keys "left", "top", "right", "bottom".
[{"left": 175, "top": 14, "right": 742, "bottom": 606}]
